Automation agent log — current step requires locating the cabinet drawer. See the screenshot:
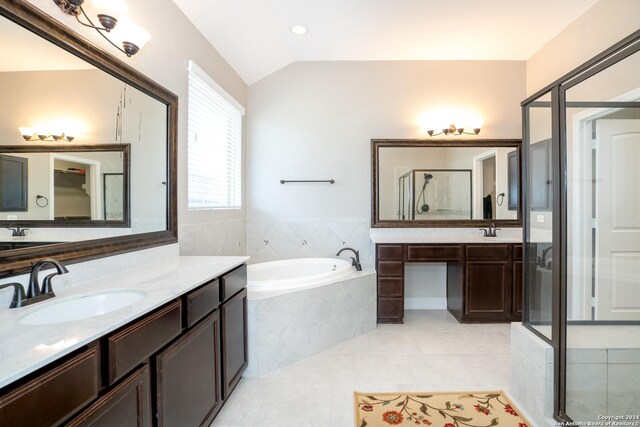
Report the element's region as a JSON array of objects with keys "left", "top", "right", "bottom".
[
  {"left": 466, "top": 244, "right": 510, "bottom": 261},
  {"left": 107, "top": 301, "right": 182, "bottom": 384},
  {"left": 377, "top": 298, "right": 404, "bottom": 322},
  {"left": 406, "top": 245, "right": 461, "bottom": 261},
  {"left": 377, "top": 261, "right": 403, "bottom": 277},
  {"left": 377, "top": 245, "right": 403, "bottom": 261},
  {"left": 221, "top": 265, "right": 247, "bottom": 302},
  {"left": 67, "top": 365, "right": 151, "bottom": 427},
  {"left": 377, "top": 277, "right": 403, "bottom": 297},
  {"left": 0, "top": 346, "right": 99, "bottom": 427},
  {"left": 513, "top": 245, "right": 523, "bottom": 260},
  {"left": 186, "top": 279, "right": 220, "bottom": 327}
]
